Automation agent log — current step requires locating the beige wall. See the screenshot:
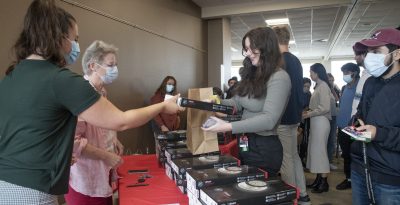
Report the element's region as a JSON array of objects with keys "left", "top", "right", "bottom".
[{"left": 0, "top": 0, "right": 207, "bottom": 153}]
